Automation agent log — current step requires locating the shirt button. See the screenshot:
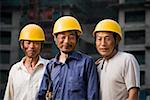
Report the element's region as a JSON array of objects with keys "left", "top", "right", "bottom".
[{"left": 59, "top": 86, "right": 61, "bottom": 90}]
